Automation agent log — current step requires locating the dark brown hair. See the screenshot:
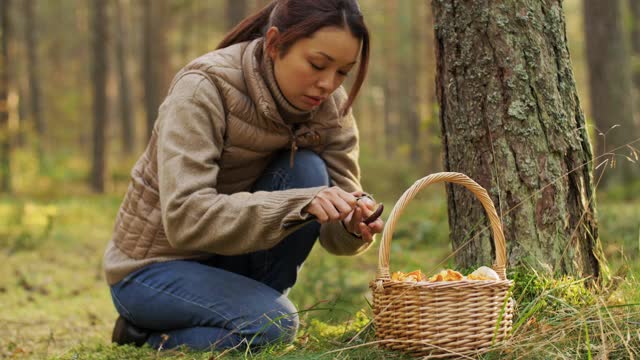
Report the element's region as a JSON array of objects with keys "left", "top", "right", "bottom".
[{"left": 217, "top": 0, "right": 370, "bottom": 115}]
